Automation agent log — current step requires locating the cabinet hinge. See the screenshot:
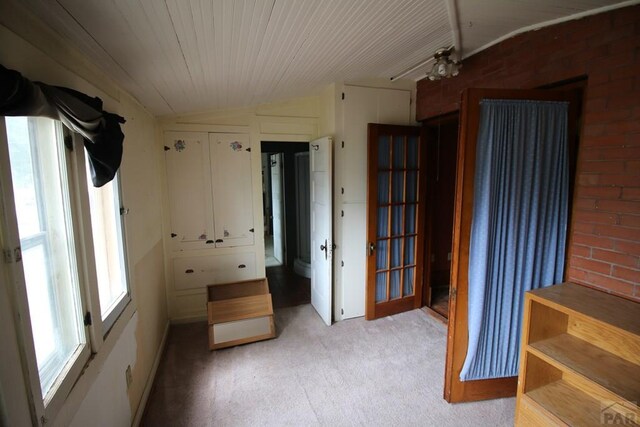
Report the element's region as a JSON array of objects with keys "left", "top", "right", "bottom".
[
  {"left": 341, "top": 92, "right": 345, "bottom": 100},
  {"left": 341, "top": 308, "right": 344, "bottom": 315},
  {"left": 341, "top": 141, "right": 344, "bottom": 148},
  {"left": 83, "top": 312, "right": 92, "bottom": 326},
  {"left": 163, "top": 146, "right": 170, "bottom": 151},
  {"left": 171, "top": 233, "right": 177, "bottom": 238},
  {"left": 4, "top": 249, "right": 13, "bottom": 264},
  {"left": 341, "top": 210, "right": 344, "bottom": 217},
  {"left": 245, "top": 147, "right": 251, "bottom": 152},
  {"left": 341, "top": 187, "right": 344, "bottom": 194},
  {"left": 341, "top": 260, "right": 344, "bottom": 267},
  {"left": 249, "top": 228, "right": 254, "bottom": 233}
]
